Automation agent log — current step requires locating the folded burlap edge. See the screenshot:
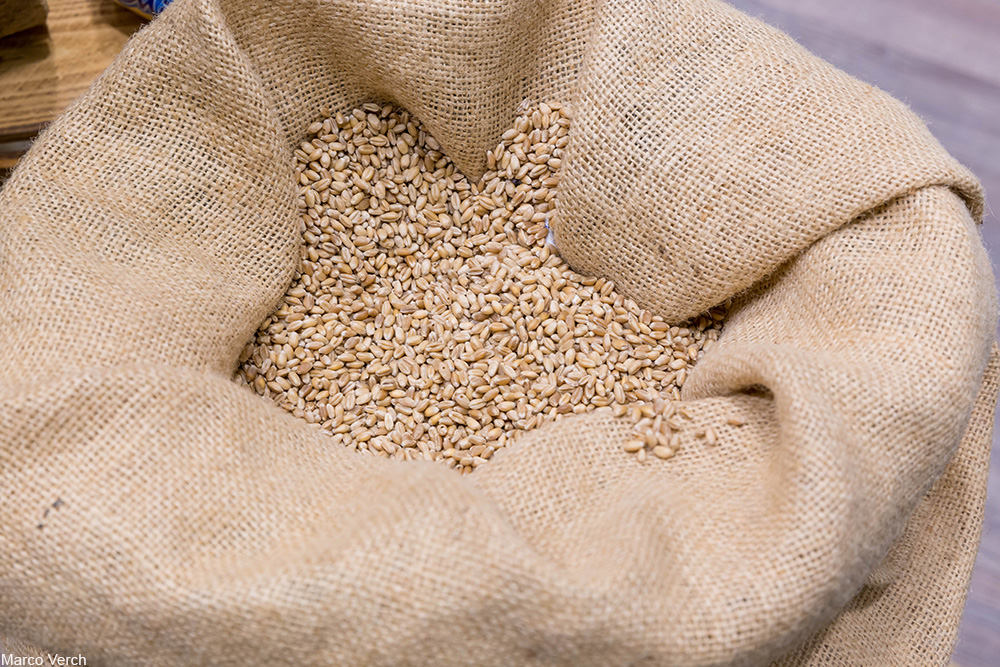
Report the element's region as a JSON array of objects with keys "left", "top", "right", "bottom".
[{"left": 772, "top": 343, "right": 999, "bottom": 666}]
